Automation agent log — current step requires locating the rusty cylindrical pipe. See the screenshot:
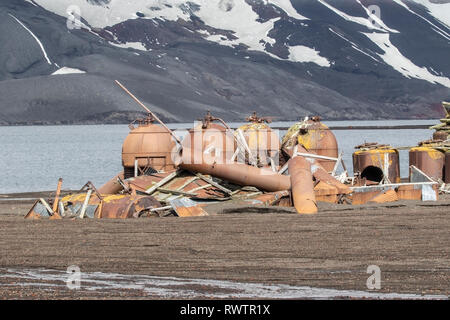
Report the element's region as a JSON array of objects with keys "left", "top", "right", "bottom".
[
  {"left": 289, "top": 156, "right": 318, "bottom": 214},
  {"left": 286, "top": 145, "right": 351, "bottom": 194},
  {"left": 98, "top": 171, "right": 125, "bottom": 194},
  {"left": 179, "top": 148, "right": 290, "bottom": 192}
]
